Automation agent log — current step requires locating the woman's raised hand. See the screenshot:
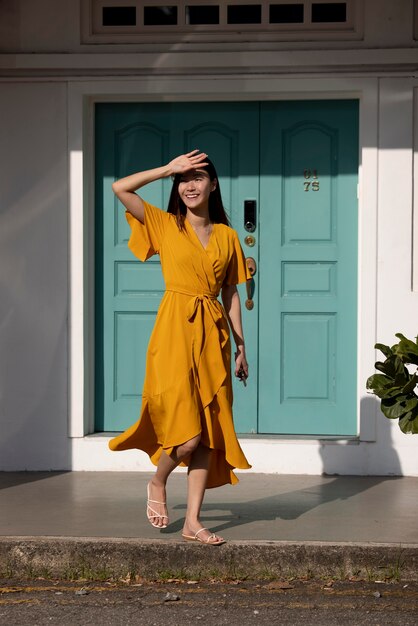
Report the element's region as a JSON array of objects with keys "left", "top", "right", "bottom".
[
  {"left": 168, "top": 150, "right": 208, "bottom": 175},
  {"left": 112, "top": 150, "right": 208, "bottom": 224}
]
